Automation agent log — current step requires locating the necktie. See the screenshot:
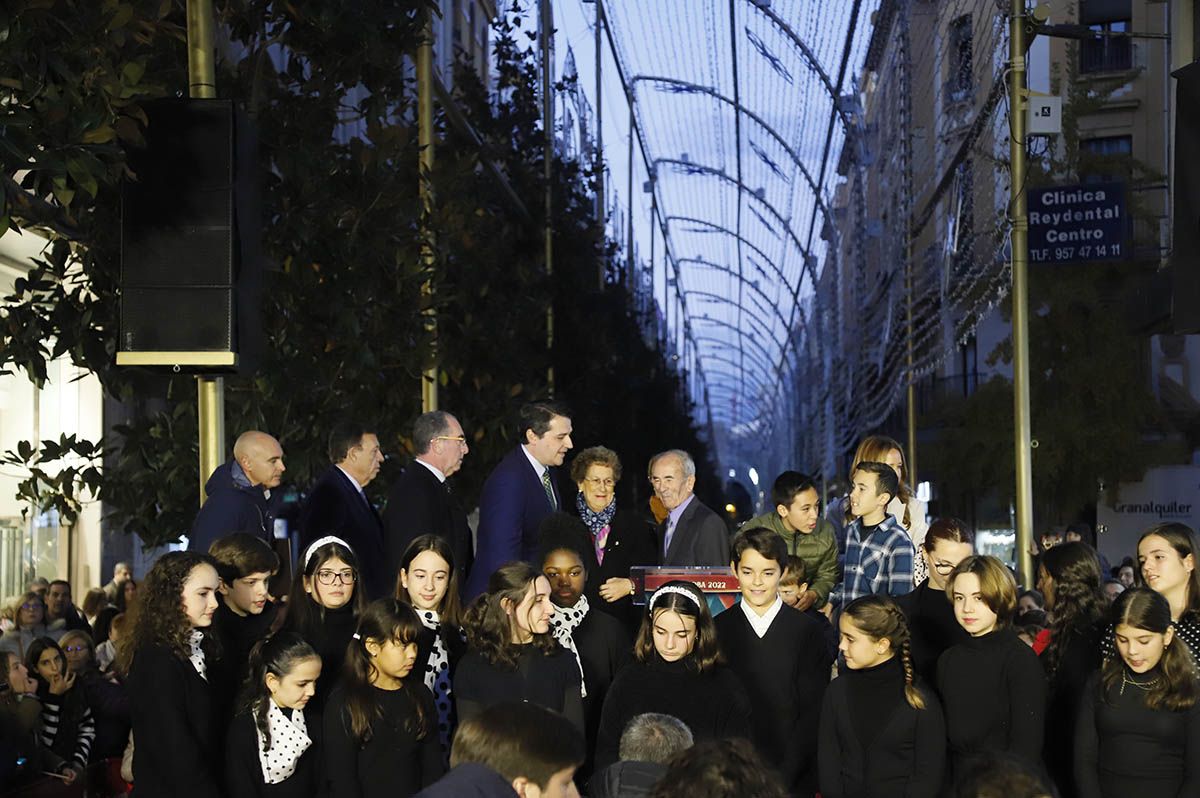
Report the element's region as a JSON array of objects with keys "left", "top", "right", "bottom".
[
  {"left": 664, "top": 515, "right": 678, "bottom": 554},
  {"left": 541, "top": 469, "right": 557, "bottom": 510}
]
